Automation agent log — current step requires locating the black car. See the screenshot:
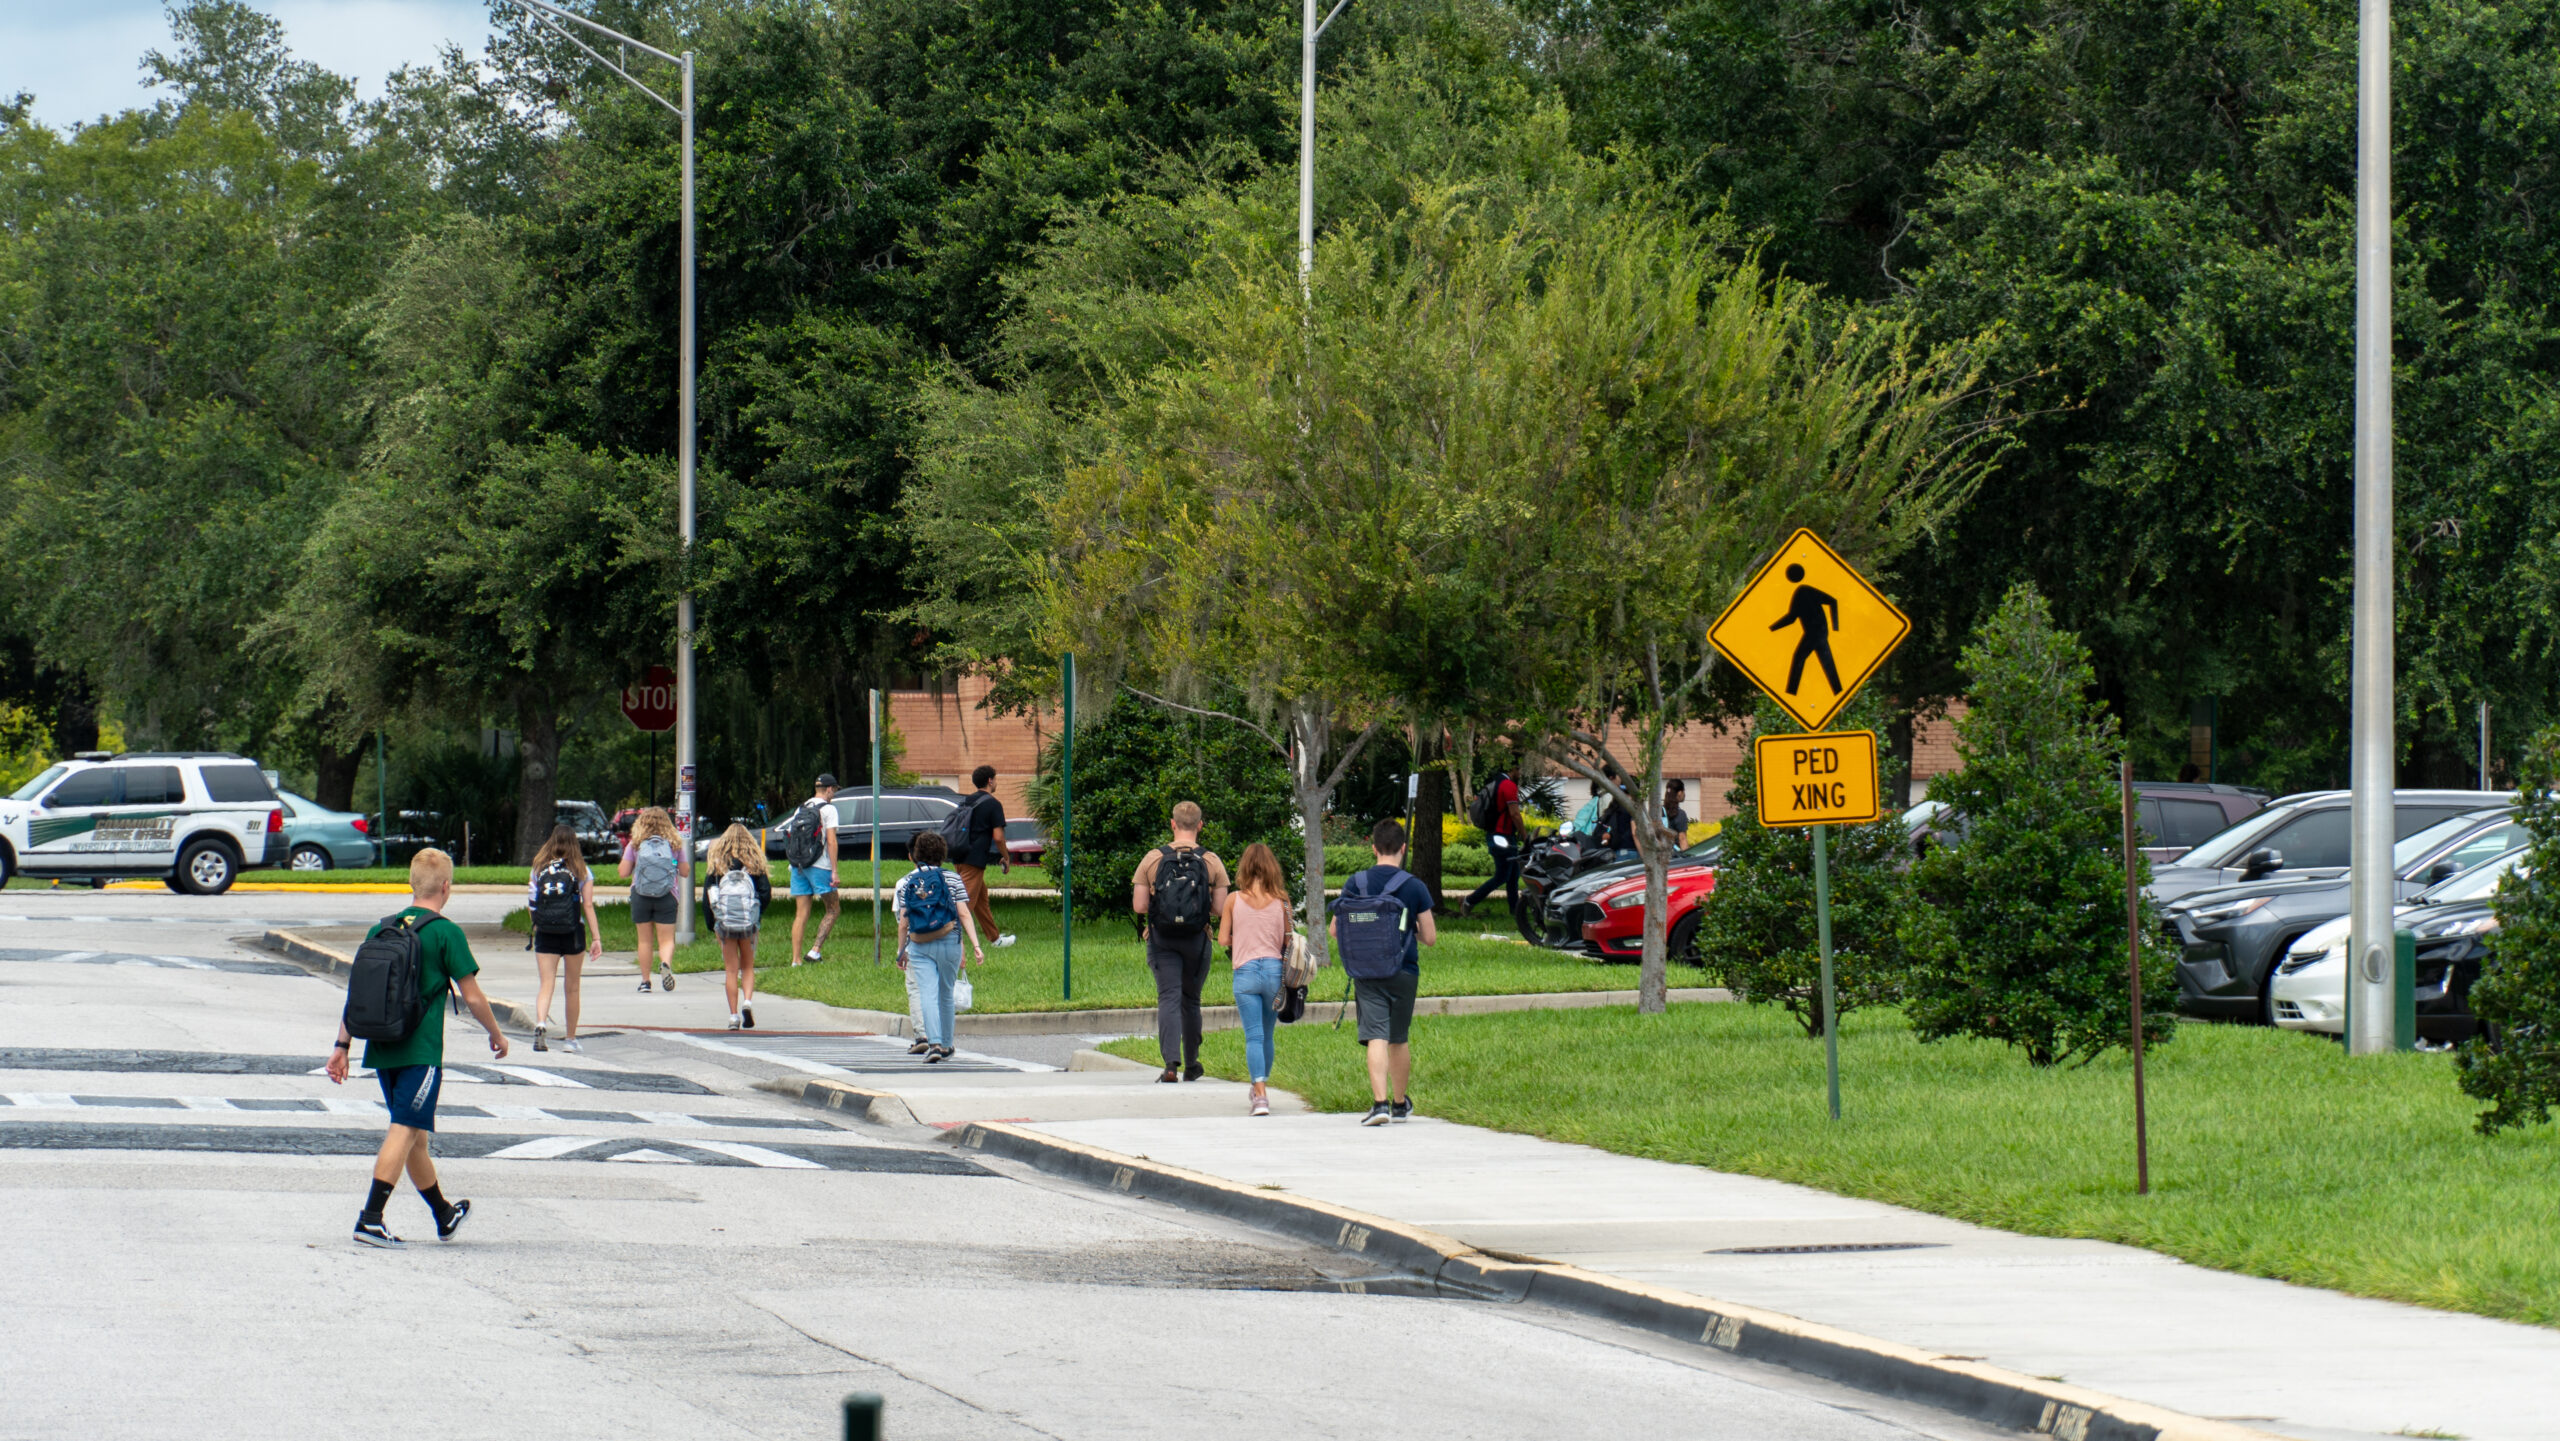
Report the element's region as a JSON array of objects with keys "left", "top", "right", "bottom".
[
  {"left": 2146, "top": 788, "right": 2510, "bottom": 906},
  {"left": 829, "top": 786, "right": 973, "bottom": 860},
  {"left": 2166, "top": 804, "right": 2525, "bottom": 1023},
  {"left": 2132, "top": 782, "right": 2271, "bottom": 863},
  {"left": 555, "top": 800, "right": 616, "bottom": 860}
]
